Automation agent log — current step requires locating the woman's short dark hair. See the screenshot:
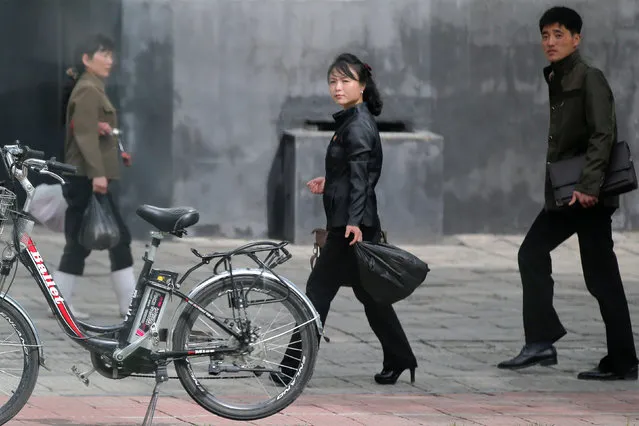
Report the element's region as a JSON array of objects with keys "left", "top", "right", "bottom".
[
  {"left": 539, "top": 6, "right": 583, "bottom": 35},
  {"left": 327, "top": 53, "right": 383, "bottom": 116},
  {"left": 61, "top": 34, "right": 115, "bottom": 123}
]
